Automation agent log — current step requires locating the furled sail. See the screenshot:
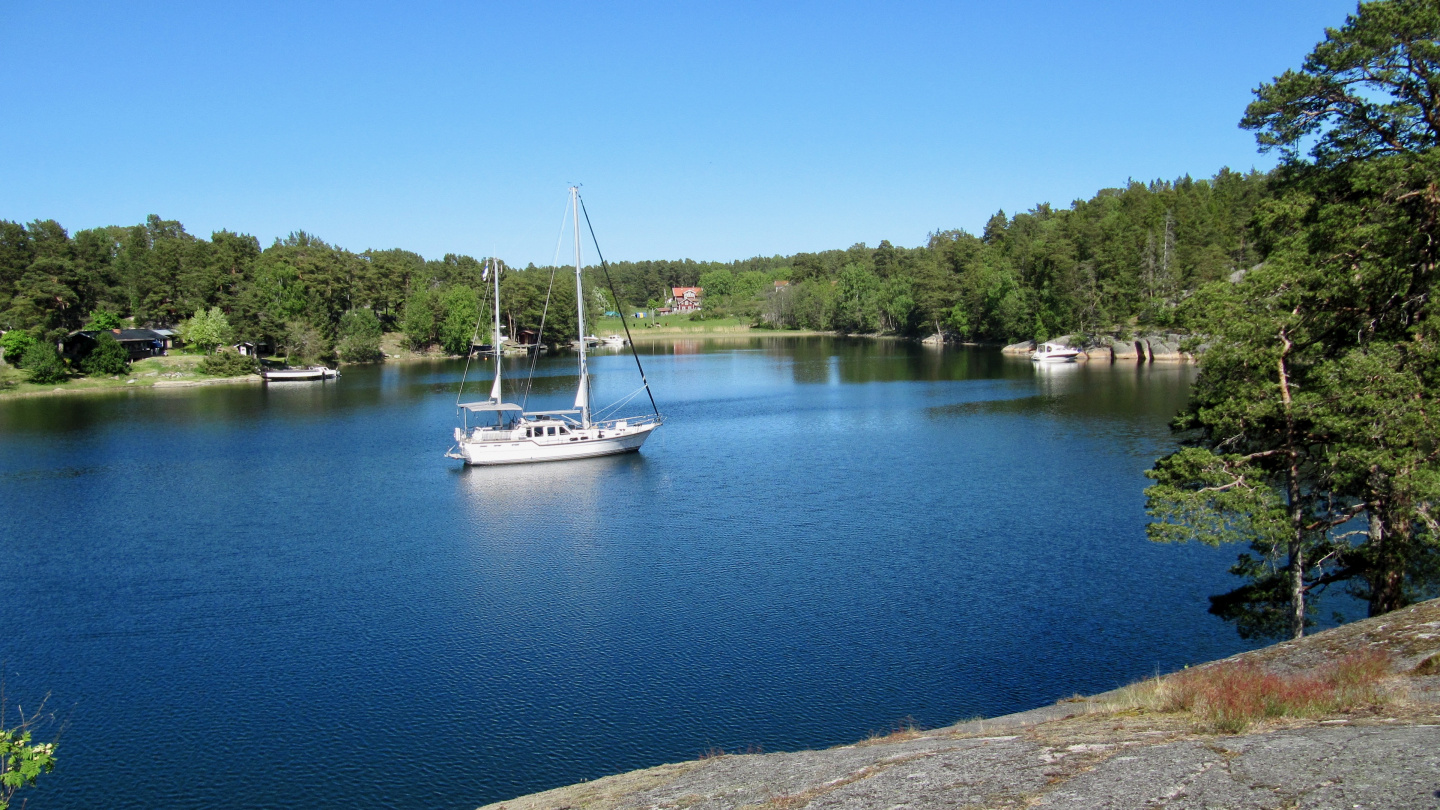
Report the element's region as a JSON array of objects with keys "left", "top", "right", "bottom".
[{"left": 573, "top": 373, "right": 588, "bottom": 412}]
